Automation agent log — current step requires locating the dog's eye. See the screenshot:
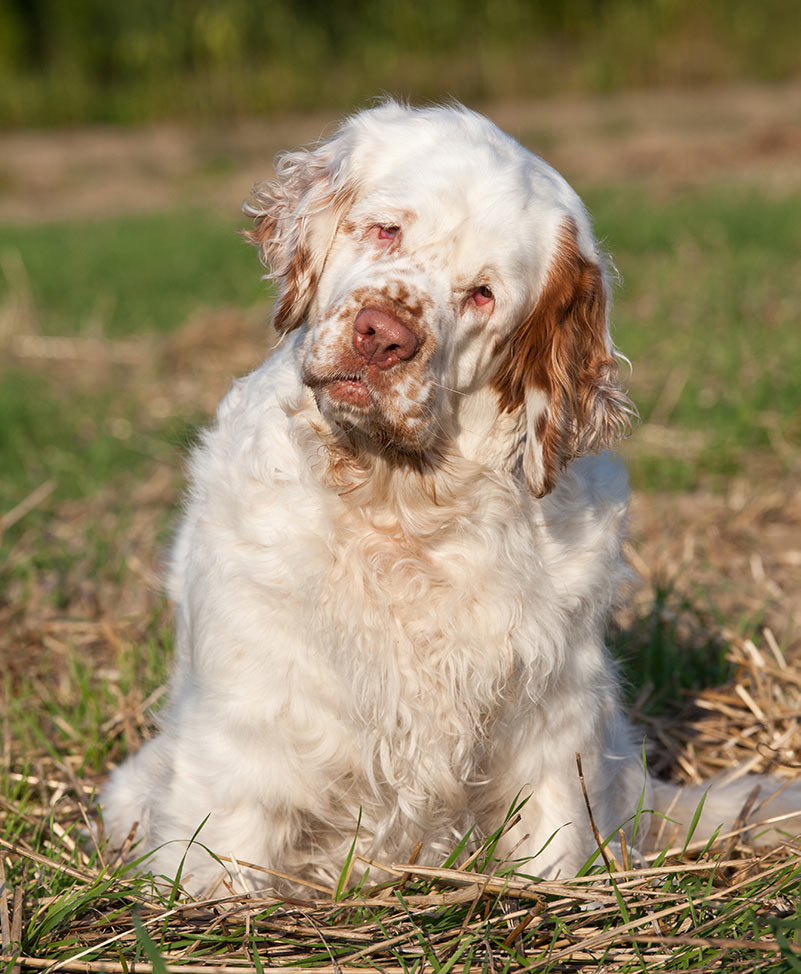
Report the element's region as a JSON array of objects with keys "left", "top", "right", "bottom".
[
  {"left": 366, "top": 224, "right": 401, "bottom": 247},
  {"left": 472, "top": 285, "right": 495, "bottom": 308}
]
